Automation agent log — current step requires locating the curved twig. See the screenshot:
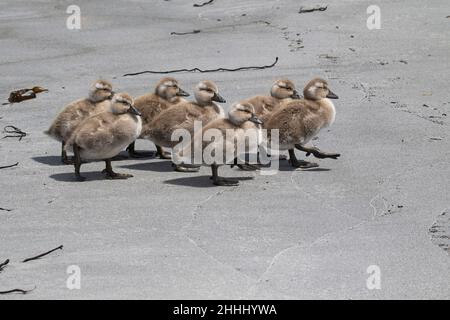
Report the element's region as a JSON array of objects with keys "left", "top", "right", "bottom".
[
  {"left": 123, "top": 57, "right": 278, "bottom": 77},
  {"left": 22, "top": 245, "right": 63, "bottom": 263},
  {"left": 0, "top": 287, "right": 35, "bottom": 295},
  {"left": 0, "top": 162, "right": 19, "bottom": 170},
  {"left": 170, "top": 30, "right": 201, "bottom": 36},
  {"left": 3, "top": 126, "right": 27, "bottom": 141},
  {"left": 193, "top": 0, "right": 214, "bottom": 7},
  {"left": 0, "top": 259, "right": 9, "bottom": 272}
]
